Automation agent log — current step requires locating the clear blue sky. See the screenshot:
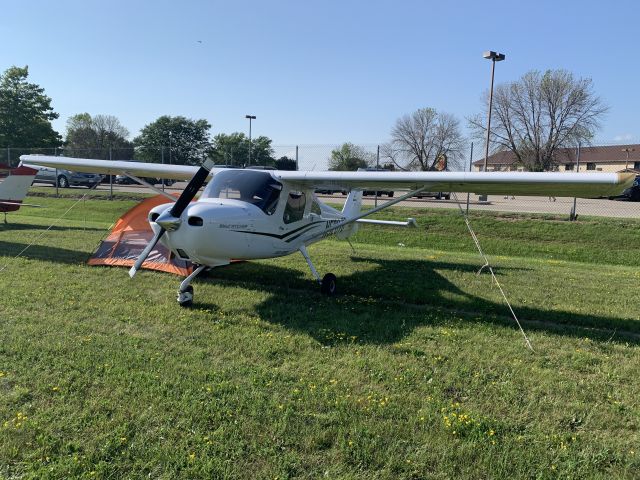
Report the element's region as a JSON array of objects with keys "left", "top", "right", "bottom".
[{"left": 4, "top": 0, "right": 639, "bottom": 147}]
